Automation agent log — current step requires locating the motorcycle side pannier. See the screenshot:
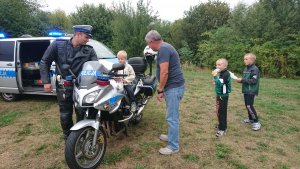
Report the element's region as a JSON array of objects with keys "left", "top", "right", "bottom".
[{"left": 128, "top": 57, "right": 147, "bottom": 75}]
